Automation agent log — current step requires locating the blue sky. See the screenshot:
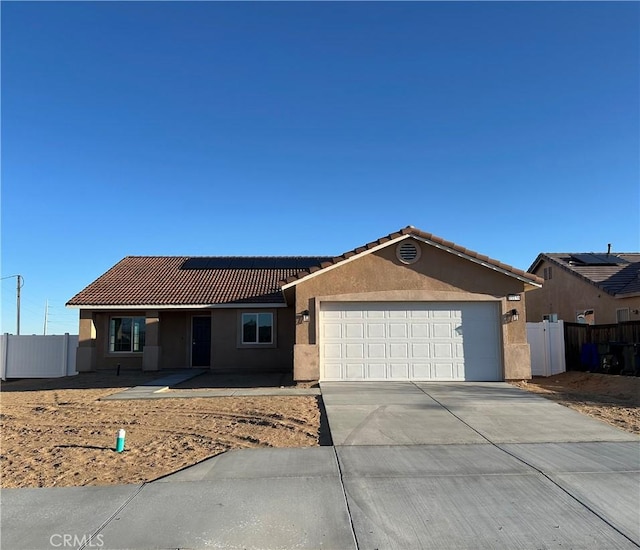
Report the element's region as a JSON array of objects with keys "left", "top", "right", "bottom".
[{"left": 2, "top": 1, "right": 638, "bottom": 335}]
